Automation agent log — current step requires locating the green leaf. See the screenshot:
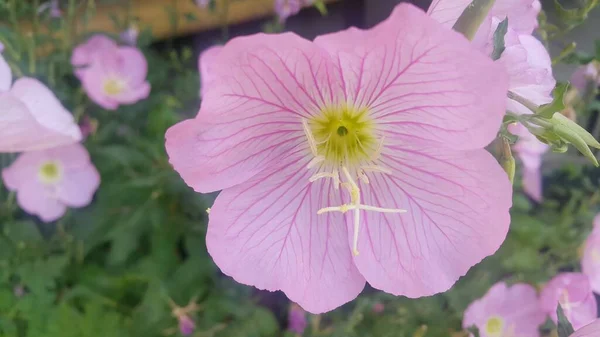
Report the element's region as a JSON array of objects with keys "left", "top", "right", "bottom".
[
  {"left": 552, "top": 42, "right": 577, "bottom": 65},
  {"left": 537, "top": 83, "right": 569, "bottom": 118},
  {"left": 557, "top": 304, "right": 575, "bottom": 337},
  {"left": 491, "top": 17, "right": 508, "bottom": 61},
  {"left": 596, "top": 40, "right": 600, "bottom": 60},
  {"left": 3, "top": 221, "right": 43, "bottom": 246},
  {"left": 314, "top": 0, "right": 328, "bottom": 15},
  {"left": 453, "top": 0, "right": 496, "bottom": 41},
  {"left": 466, "top": 325, "right": 481, "bottom": 337}
]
